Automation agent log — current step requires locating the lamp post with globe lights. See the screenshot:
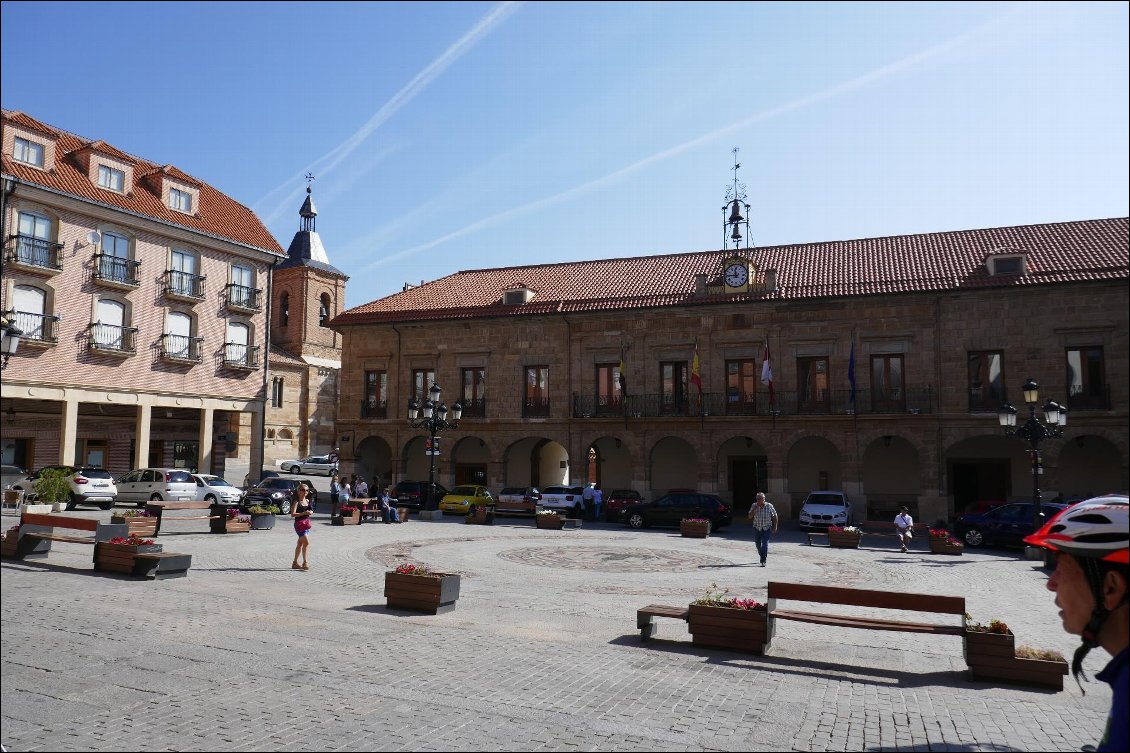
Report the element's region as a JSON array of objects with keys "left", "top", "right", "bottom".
[
  {"left": 407, "top": 383, "right": 462, "bottom": 512},
  {"left": 997, "top": 378, "right": 1067, "bottom": 540}
]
